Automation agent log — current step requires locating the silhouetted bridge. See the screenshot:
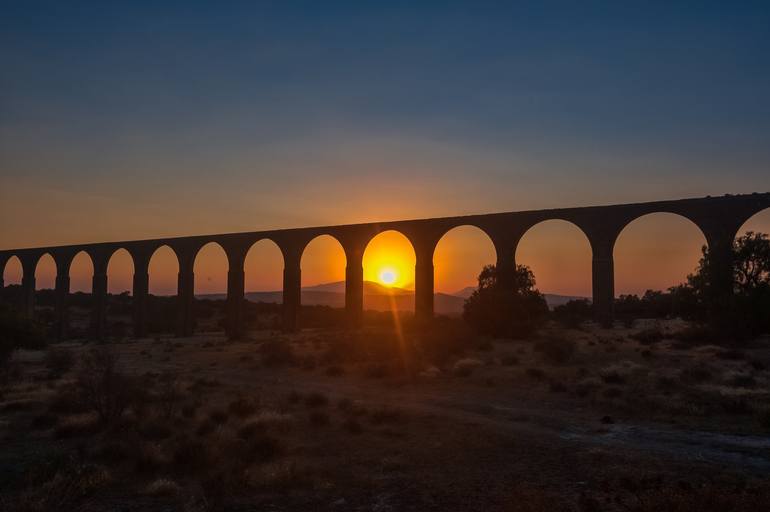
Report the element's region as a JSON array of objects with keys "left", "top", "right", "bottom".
[{"left": 2, "top": 193, "right": 769, "bottom": 340}]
